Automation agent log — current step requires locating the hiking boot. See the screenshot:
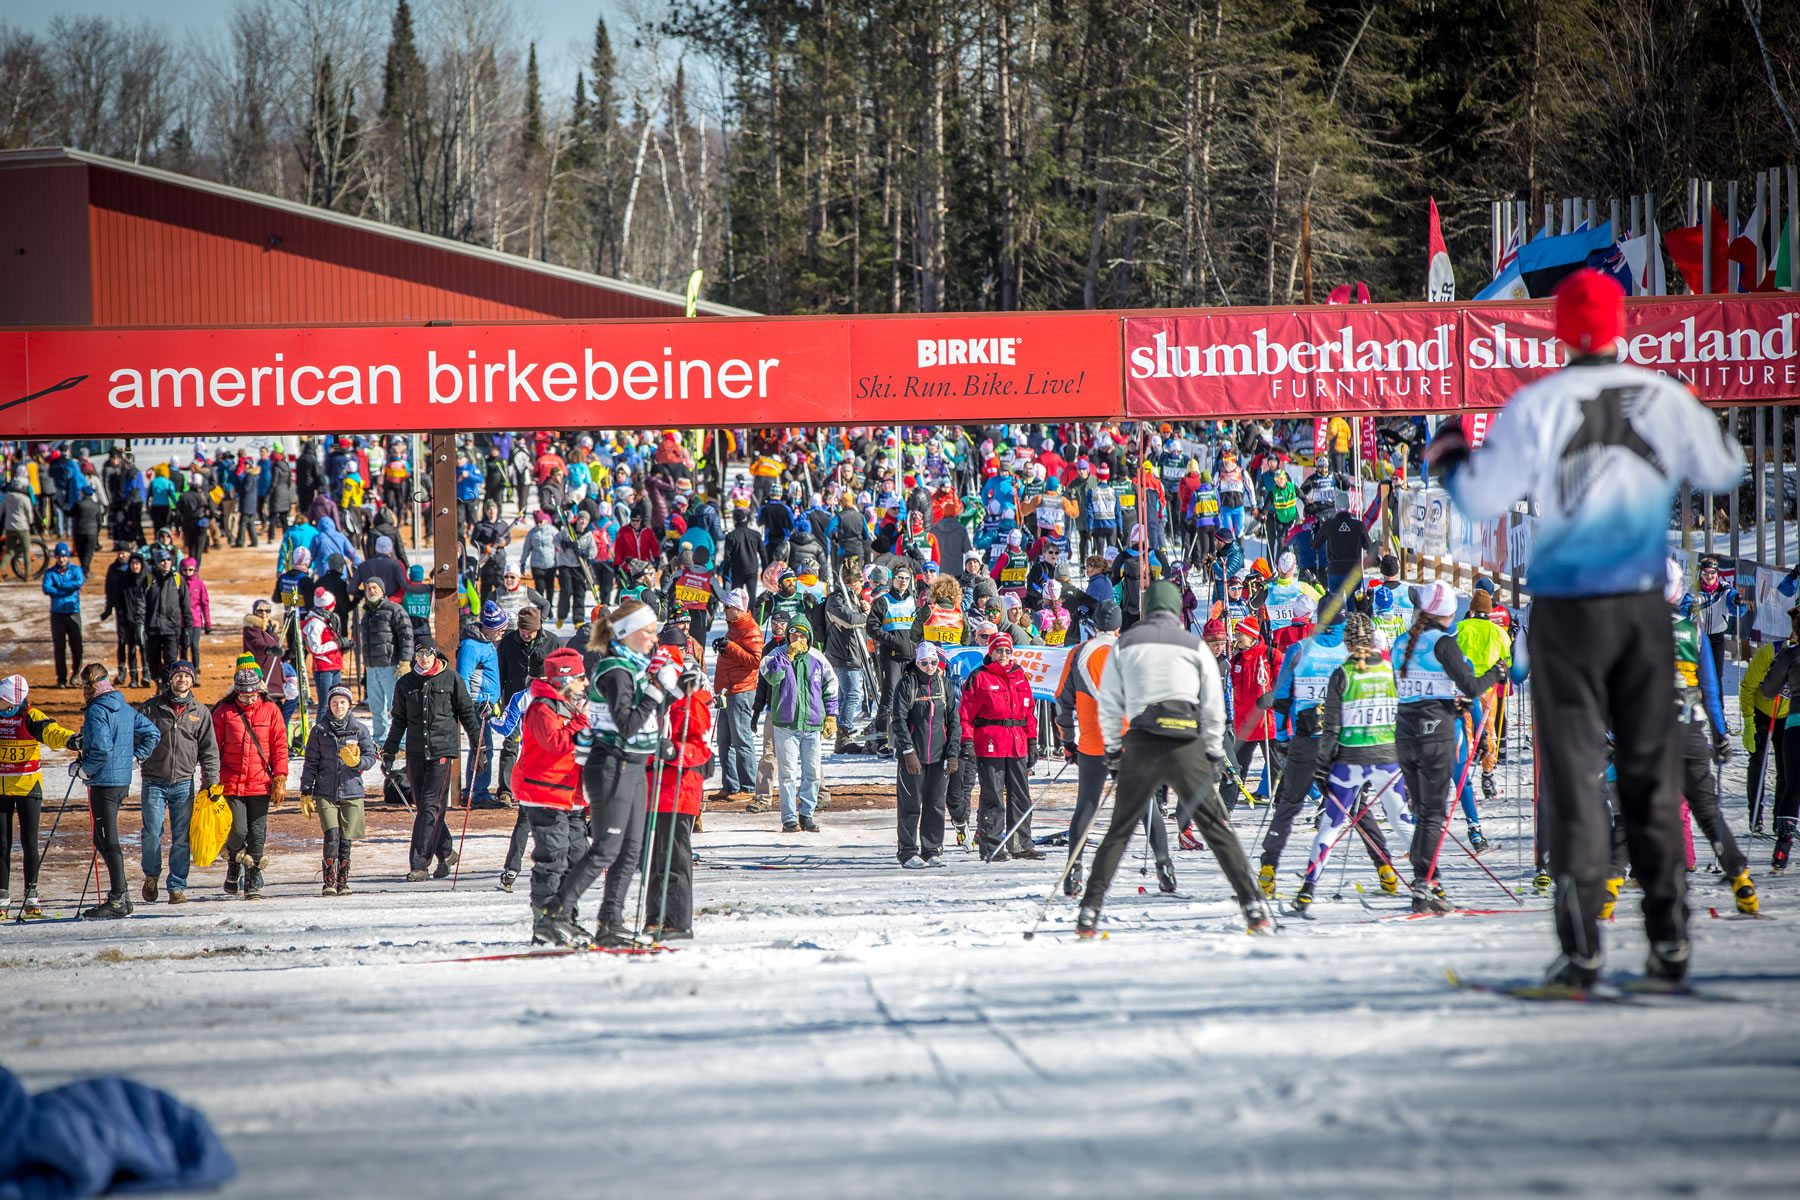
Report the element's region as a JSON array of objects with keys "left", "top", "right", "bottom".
[
  {"left": 404, "top": 869, "right": 430, "bottom": 882},
  {"left": 167, "top": 889, "right": 186, "bottom": 904},
  {"left": 781, "top": 822, "right": 800, "bottom": 833},
  {"left": 1258, "top": 863, "right": 1277, "bottom": 898},
  {"left": 1013, "top": 846, "right": 1046, "bottom": 861},
  {"left": 141, "top": 875, "right": 158, "bottom": 903},
  {"left": 746, "top": 798, "right": 771, "bottom": 814},
  {"left": 81, "top": 893, "right": 133, "bottom": 920},
  {"left": 433, "top": 860, "right": 453, "bottom": 879},
  {"left": 496, "top": 789, "right": 516, "bottom": 809},
  {"left": 799, "top": 815, "right": 820, "bottom": 833},
  {"left": 987, "top": 847, "right": 1011, "bottom": 863}
]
